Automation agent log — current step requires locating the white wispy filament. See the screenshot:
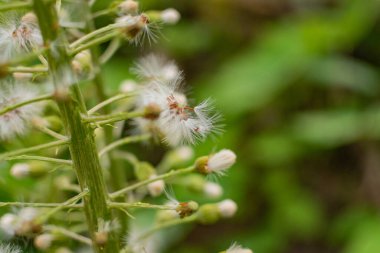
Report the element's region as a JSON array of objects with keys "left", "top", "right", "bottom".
[{"left": 0, "top": 81, "right": 44, "bottom": 140}]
